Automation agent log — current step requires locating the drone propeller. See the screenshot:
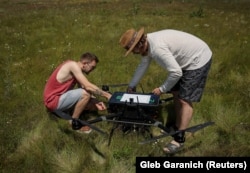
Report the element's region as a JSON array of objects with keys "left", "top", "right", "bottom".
[
  {"left": 139, "top": 121, "right": 215, "bottom": 145},
  {"left": 53, "top": 110, "right": 107, "bottom": 135}
]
